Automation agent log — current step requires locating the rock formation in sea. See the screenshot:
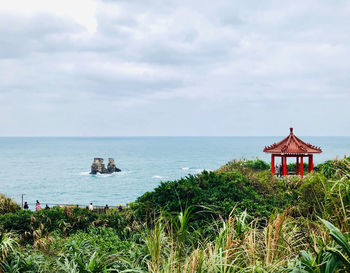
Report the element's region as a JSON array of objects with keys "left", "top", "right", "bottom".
[
  {"left": 107, "top": 158, "right": 121, "bottom": 173},
  {"left": 90, "top": 158, "right": 121, "bottom": 174}
]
